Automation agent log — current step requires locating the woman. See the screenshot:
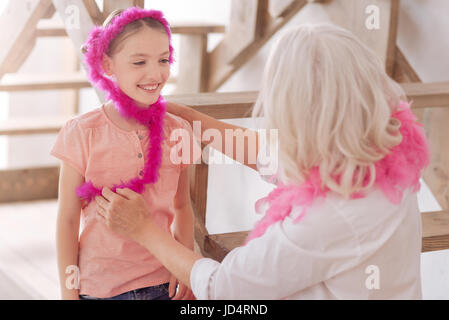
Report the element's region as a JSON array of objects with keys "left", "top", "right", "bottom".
[{"left": 95, "top": 24, "right": 428, "bottom": 299}]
